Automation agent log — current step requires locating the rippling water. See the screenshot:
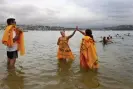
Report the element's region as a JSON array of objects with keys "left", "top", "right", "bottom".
[{"left": 0, "top": 30, "right": 133, "bottom": 89}]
